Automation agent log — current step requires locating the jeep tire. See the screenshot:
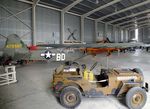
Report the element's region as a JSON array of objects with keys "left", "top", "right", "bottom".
[
  {"left": 60, "top": 86, "right": 82, "bottom": 108},
  {"left": 126, "top": 87, "right": 147, "bottom": 109}
]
